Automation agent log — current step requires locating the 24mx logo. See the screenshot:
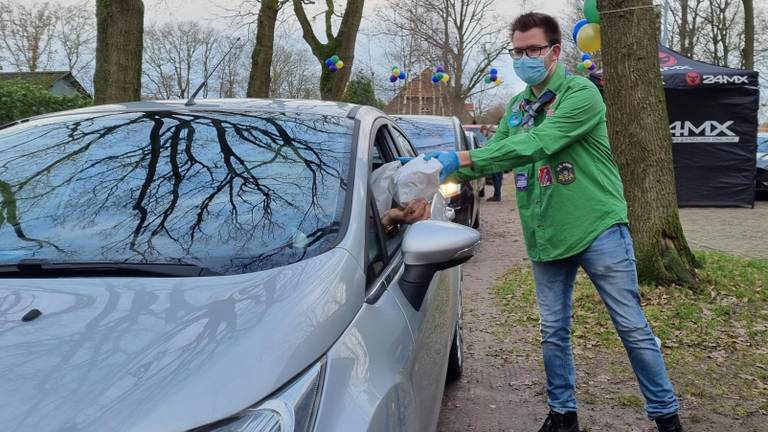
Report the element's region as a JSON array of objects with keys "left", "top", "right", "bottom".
[
  {"left": 702, "top": 75, "right": 749, "bottom": 84},
  {"left": 669, "top": 120, "right": 739, "bottom": 143}
]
